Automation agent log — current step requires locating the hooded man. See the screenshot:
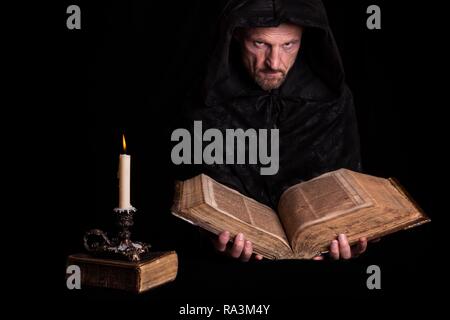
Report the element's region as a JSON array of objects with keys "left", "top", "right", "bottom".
[{"left": 173, "top": 0, "right": 369, "bottom": 261}]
